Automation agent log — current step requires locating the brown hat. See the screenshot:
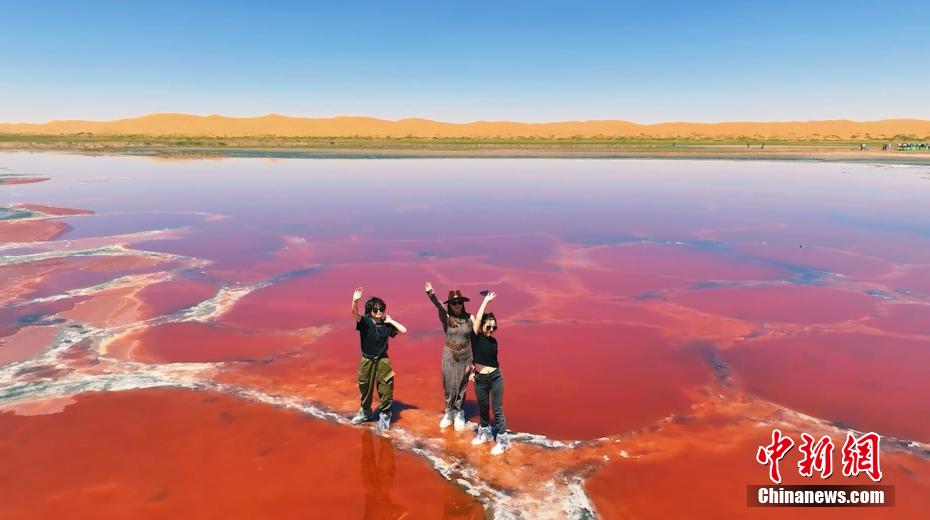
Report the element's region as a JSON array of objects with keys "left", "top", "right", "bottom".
[{"left": 443, "top": 290, "right": 470, "bottom": 304}]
